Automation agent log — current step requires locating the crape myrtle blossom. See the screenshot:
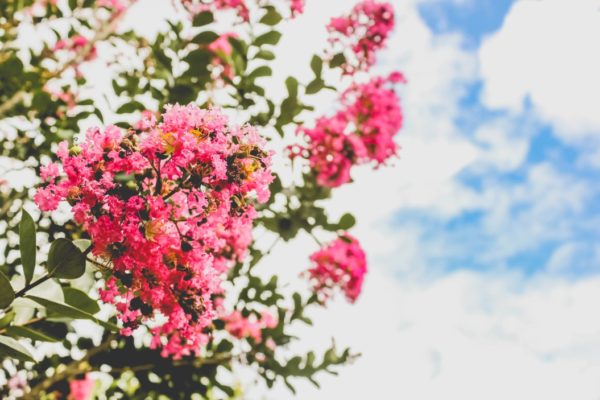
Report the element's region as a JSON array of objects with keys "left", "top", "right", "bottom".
[
  {"left": 181, "top": 0, "right": 305, "bottom": 20},
  {"left": 208, "top": 33, "right": 238, "bottom": 81},
  {"left": 35, "top": 104, "right": 273, "bottom": 358},
  {"left": 299, "top": 72, "right": 404, "bottom": 187},
  {"left": 68, "top": 374, "right": 95, "bottom": 400},
  {"left": 54, "top": 34, "right": 97, "bottom": 62},
  {"left": 221, "top": 309, "right": 278, "bottom": 343},
  {"left": 307, "top": 234, "right": 367, "bottom": 303},
  {"left": 327, "top": 0, "right": 395, "bottom": 74}
]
